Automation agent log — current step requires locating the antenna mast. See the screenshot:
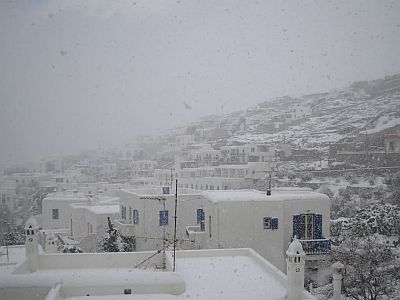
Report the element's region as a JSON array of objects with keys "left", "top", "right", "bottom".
[{"left": 173, "top": 178, "right": 178, "bottom": 272}]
